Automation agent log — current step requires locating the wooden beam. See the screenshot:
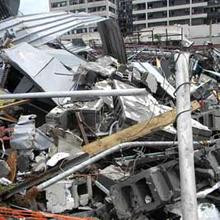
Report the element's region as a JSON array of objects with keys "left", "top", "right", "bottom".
[
  {"left": 82, "top": 101, "right": 200, "bottom": 155},
  {"left": 0, "top": 116, "right": 17, "bottom": 123},
  {"left": 0, "top": 99, "right": 30, "bottom": 111}
]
